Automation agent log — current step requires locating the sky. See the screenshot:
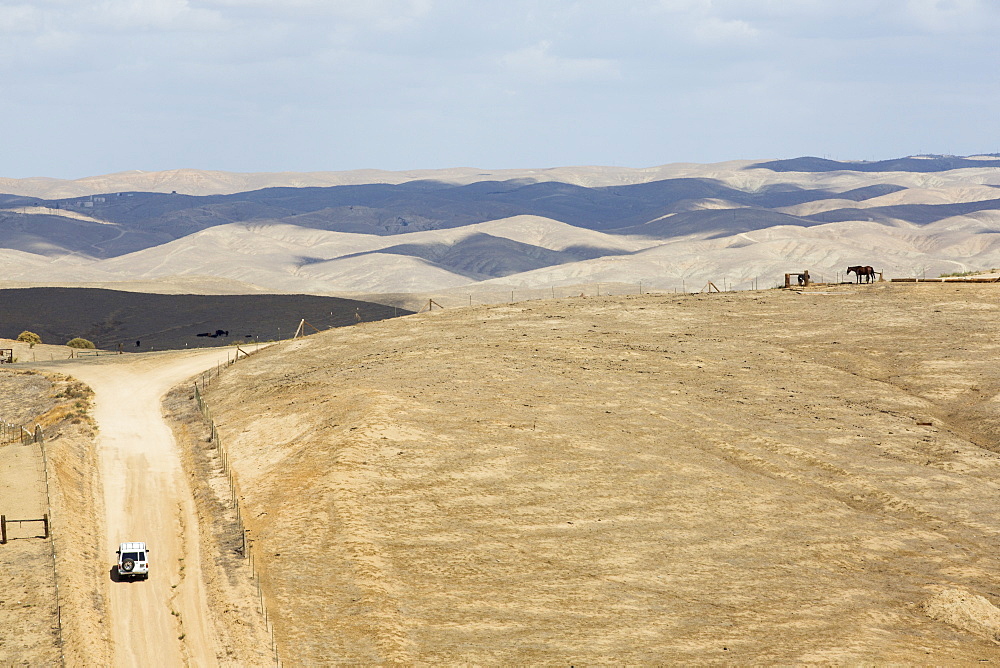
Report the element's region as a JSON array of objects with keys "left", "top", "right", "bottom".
[{"left": 1, "top": 0, "right": 999, "bottom": 178}]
